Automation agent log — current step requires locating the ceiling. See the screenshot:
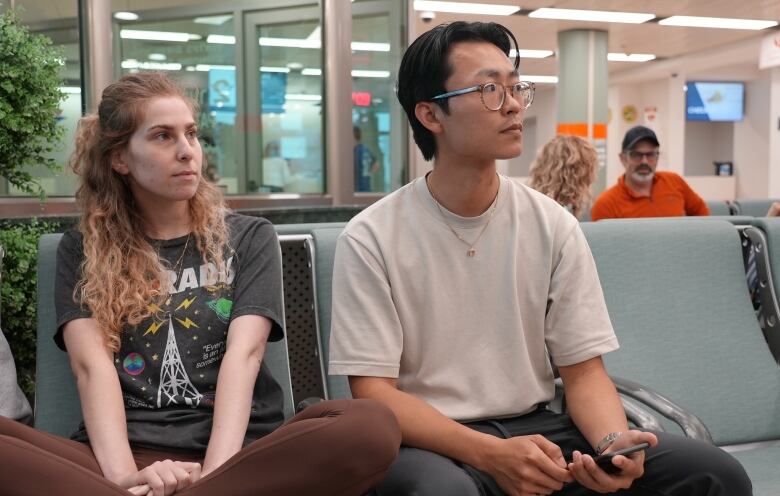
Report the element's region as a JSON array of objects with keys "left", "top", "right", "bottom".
[
  {"left": 412, "top": 0, "right": 780, "bottom": 81},
  {"left": 8, "top": 0, "right": 780, "bottom": 83}
]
